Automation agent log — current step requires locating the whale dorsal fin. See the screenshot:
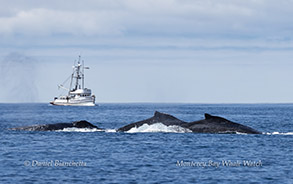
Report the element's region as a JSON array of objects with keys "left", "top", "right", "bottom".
[
  {"left": 204, "top": 113, "right": 213, "bottom": 119},
  {"left": 154, "top": 111, "right": 162, "bottom": 116},
  {"left": 154, "top": 111, "right": 168, "bottom": 118},
  {"left": 154, "top": 111, "right": 178, "bottom": 120}
]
